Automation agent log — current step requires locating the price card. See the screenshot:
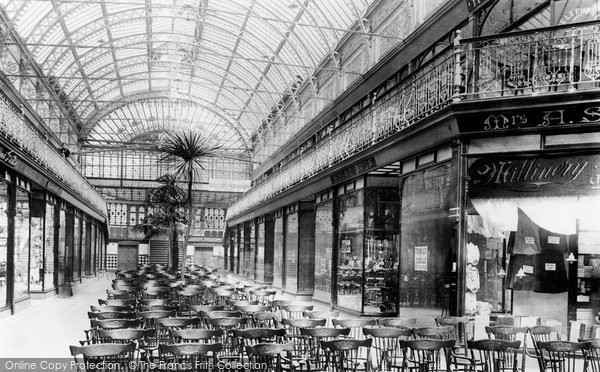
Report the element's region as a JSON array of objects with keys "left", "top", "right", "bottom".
[
  {"left": 545, "top": 263, "right": 556, "bottom": 271},
  {"left": 548, "top": 236, "right": 560, "bottom": 244},
  {"left": 525, "top": 237, "right": 535, "bottom": 245},
  {"left": 523, "top": 265, "right": 534, "bottom": 274}
]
